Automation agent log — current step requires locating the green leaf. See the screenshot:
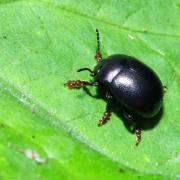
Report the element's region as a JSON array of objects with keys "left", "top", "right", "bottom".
[{"left": 0, "top": 0, "right": 179, "bottom": 179}]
